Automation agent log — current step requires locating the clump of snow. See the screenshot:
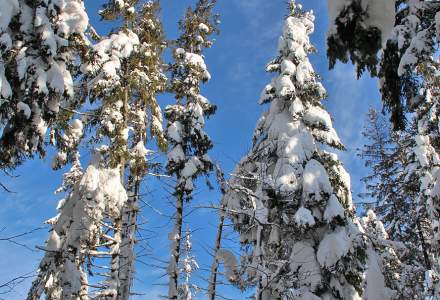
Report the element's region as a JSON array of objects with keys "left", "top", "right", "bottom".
[
  {"left": 17, "top": 101, "right": 31, "bottom": 119},
  {"left": 198, "top": 23, "right": 210, "bottom": 34},
  {"left": 289, "top": 97, "right": 305, "bottom": 116},
  {"left": 294, "top": 207, "right": 315, "bottom": 227},
  {"left": 175, "top": 48, "right": 185, "bottom": 56},
  {"left": 58, "top": 1, "right": 89, "bottom": 37},
  {"left": 274, "top": 163, "right": 298, "bottom": 194},
  {"left": 281, "top": 59, "right": 296, "bottom": 75},
  {"left": 363, "top": 0, "right": 396, "bottom": 46},
  {"left": 324, "top": 194, "right": 345, "bottom": 221},
  {"left": 414, "top": 135, "right": 430, "bottom": 167},
  {"left": 131, "top": 141, "right": 152, "bottom": 158},
  {"left": 0, "top": 65, "right": 12, "bottom": 99},
  {"left": 183, "top": 52, "right": 211, "bottom": 81},
  {"left": 303, "top": 106, "right": 332, "bottom": 129},
  {"left": 168, "top": 144, "right": 185, "bottom": 162},
  {"left": 46, "top": 230, "right": 61, "bottom": 251},
  {"left": 70, "top": 119, "right": 83, "bottom": 140},
  {"left": 181, "top": 157, "right": 203, "bottom": 178},
  {"left": 290, "top": 242, "right": 322, "bottom": 291},
  {"left": 82, "top": 30, "right": 140, "bottom": 90},
  {"left": 295, "top": 60, "right": 314, "bottom": 85},
  {"left": 303, "top": 159, "right": 333, "bottom": 201},
  {"left": 317, "top": 226, "right": 351, "bottom": 268},
  {"left": 275, "top": 75, "right": 295, "bottom": 97}
]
